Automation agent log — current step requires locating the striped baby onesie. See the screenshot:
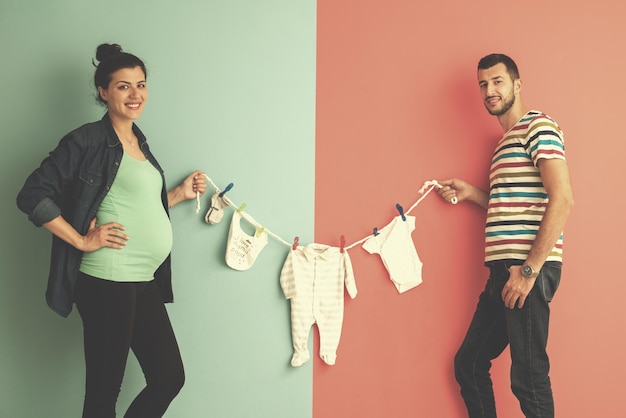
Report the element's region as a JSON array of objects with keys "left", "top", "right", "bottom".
[{"left": 279, "top": 244, "right": 357, "bottom": 366}]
